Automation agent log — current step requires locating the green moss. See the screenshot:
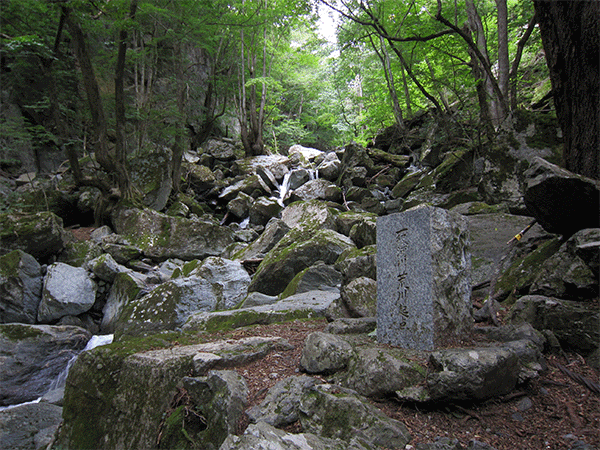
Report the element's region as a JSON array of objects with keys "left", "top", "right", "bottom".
[
  {"left": 494, "top": 237, "right": 563, "bottom": 303},
  {"left": 0, "top": 323, "right": 45, "bottom": 340},
  {"left": 0, "top": 250, "right": 21, "bottom": 278}
]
